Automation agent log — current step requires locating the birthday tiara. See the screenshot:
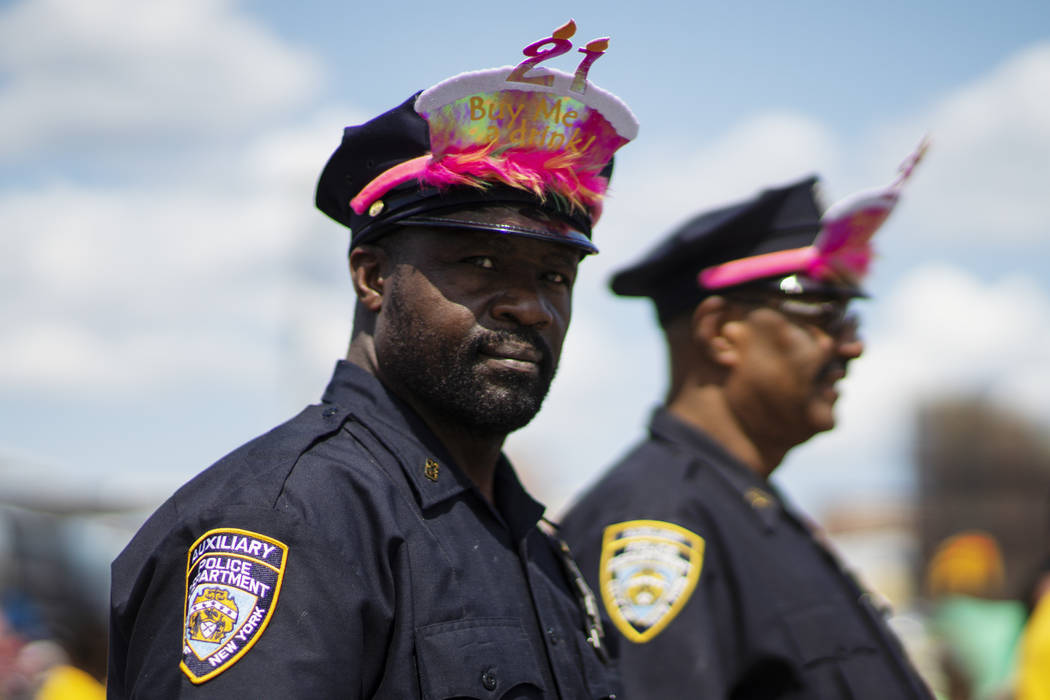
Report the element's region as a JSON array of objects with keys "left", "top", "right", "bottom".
[{"left": 349, "top": 20, "right": 639, "bottom": 223}]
